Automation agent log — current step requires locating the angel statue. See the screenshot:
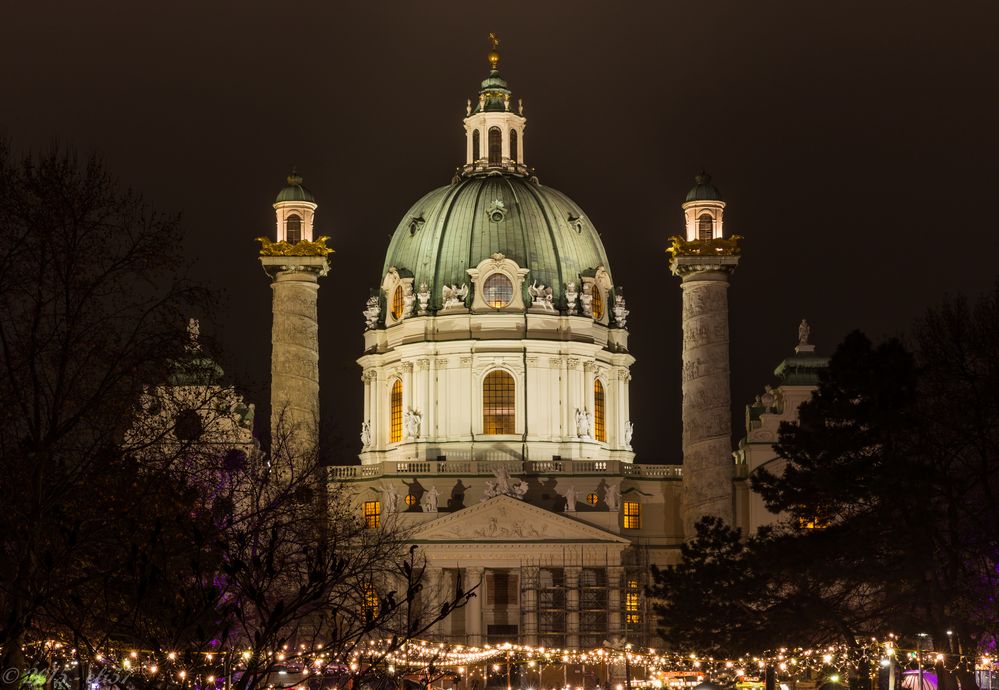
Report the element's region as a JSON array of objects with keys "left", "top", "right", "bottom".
[
  {"left": 798, "top": 319, "right": 811, "bottom": 346},
  {"left": 482, "top": 466, "right": 529, "bottom": 500},
  {"left": 442, "top": 283, "right": 468, "bottom": 310},
  {"left": 528, "top": 281, "right": 555, "bottom": 311},
  {"left": 404, "top": 409, "right": 422, "bottom": 440},
  {"left": 575, "top": 408, "right": 593, "bottom": 440},
  {"left": 360, "top": 420, "right": 372, "bottom": 449}
]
